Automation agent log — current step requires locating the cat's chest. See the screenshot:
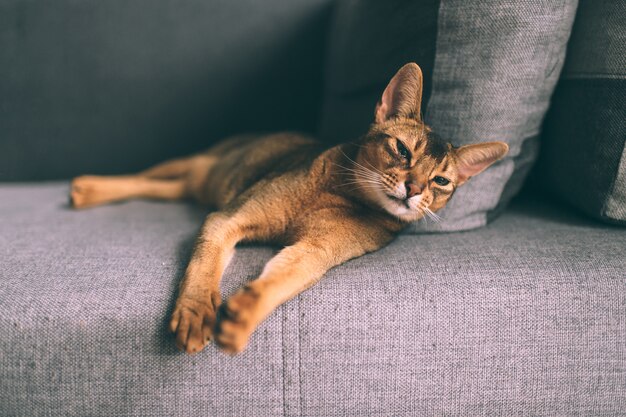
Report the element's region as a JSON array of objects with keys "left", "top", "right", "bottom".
[{"left": 285, "top": 191, "right": 362, "bottom": 229}]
